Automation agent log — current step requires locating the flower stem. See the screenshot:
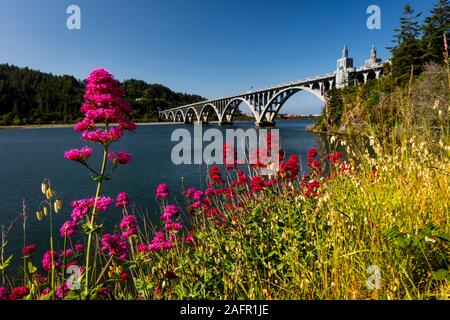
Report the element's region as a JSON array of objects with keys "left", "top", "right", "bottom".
[{"left": 84, "top": 142, "right": 109, "bottom": 297}]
